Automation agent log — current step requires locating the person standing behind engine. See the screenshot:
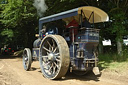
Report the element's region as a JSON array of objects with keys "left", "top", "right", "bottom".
[{"left": 66, "top": 19, "right": 79, "bottom": 42}]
